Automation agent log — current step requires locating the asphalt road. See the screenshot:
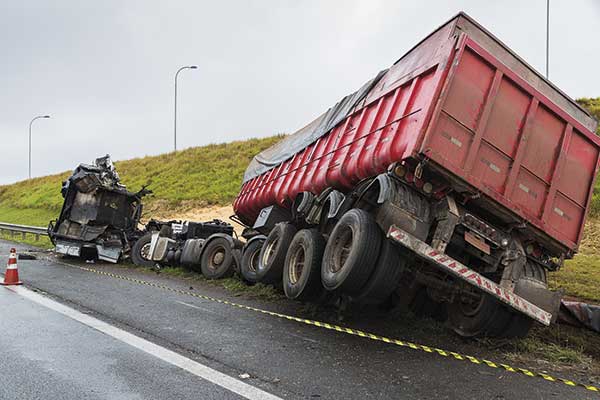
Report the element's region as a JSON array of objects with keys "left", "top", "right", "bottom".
[
  {"left": 0, "top": 287, "right": 247, "bottom": 400},
  {"left": 0, "top": 239, "right": 596, "bottom": 399}
]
